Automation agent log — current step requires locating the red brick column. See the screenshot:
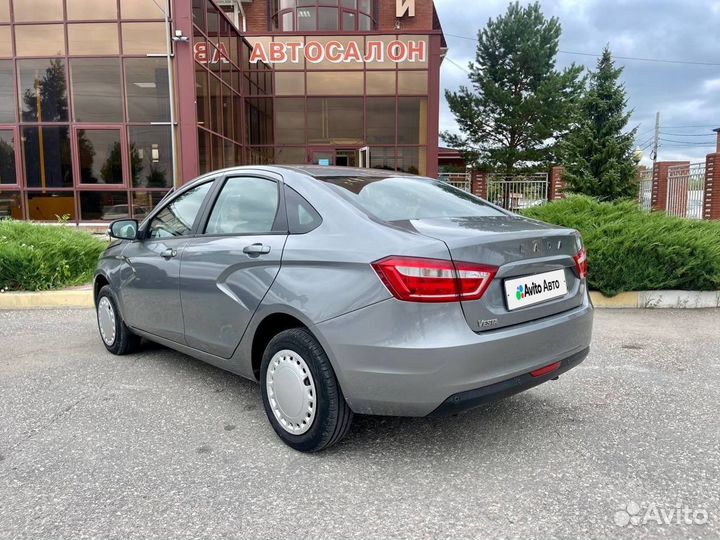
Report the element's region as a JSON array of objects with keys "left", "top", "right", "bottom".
[
  {"left": 471, "top": 170, "right": 487, "bottom": 199},
  {"left": 705, "top": 153, "right": 720, "bottom": 220},
  {"left": 549, "top": 166, "right": 566, "bottom": 200},
  {"left": 651, "top": 161, "right": 689, "bottom": 212}
]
